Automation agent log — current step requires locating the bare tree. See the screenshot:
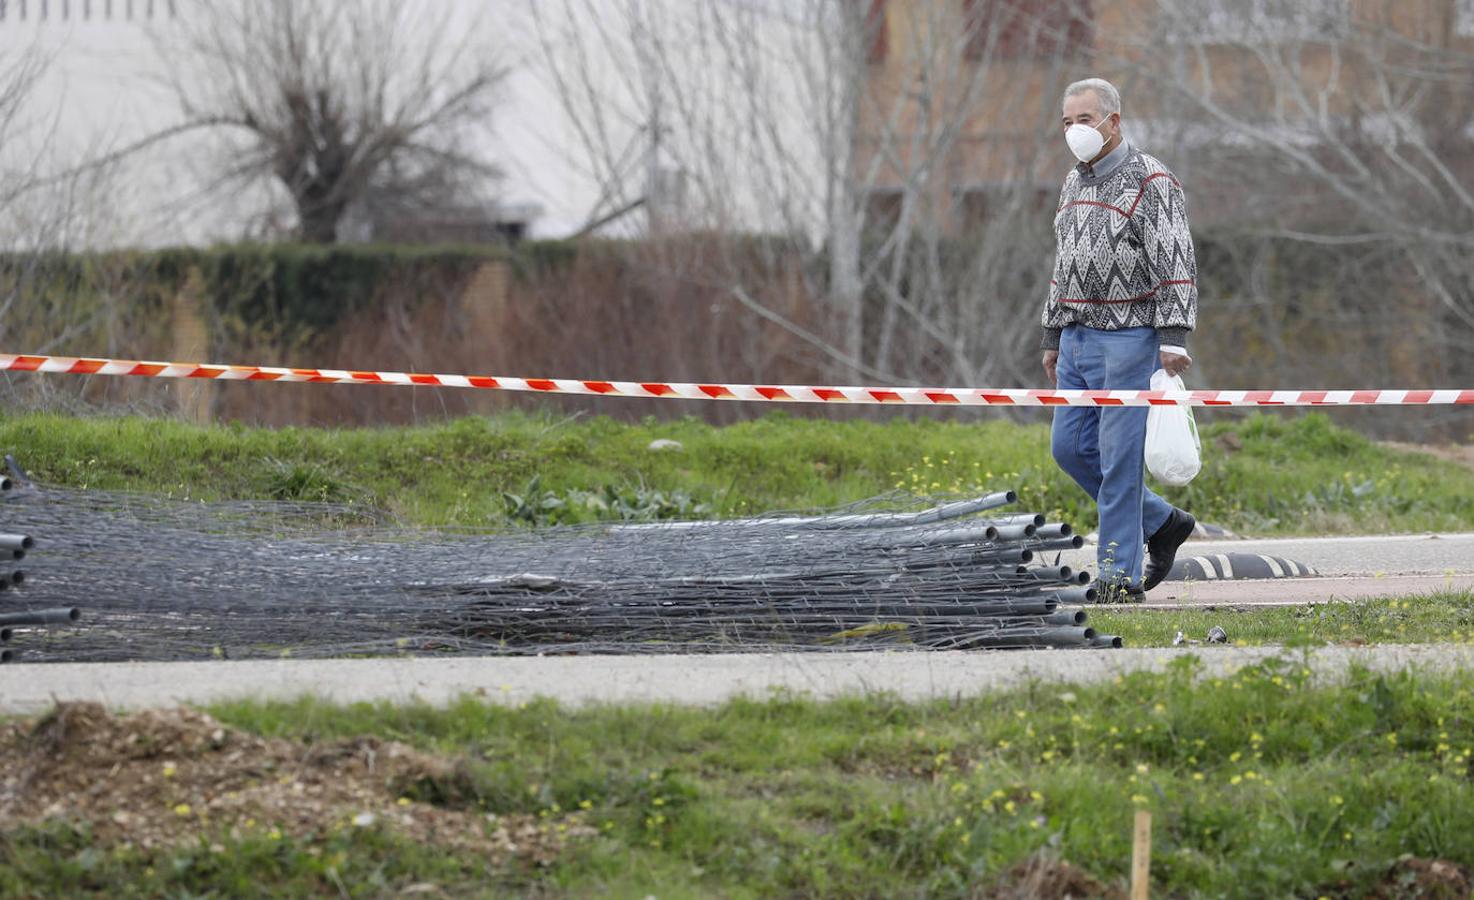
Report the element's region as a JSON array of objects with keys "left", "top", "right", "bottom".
[
  {"left": 0, "top": 44, "right": 53, "bottom": 232},
  {"left": 0, "top": 41, "right": 157, "bottom": 413},
  {"left": 1123, "top": 0, "right": 1474, "bottom": 424},
  {"left": 156, "top": 0, "right": 507, "bottom": 243},
  {"left": 530, "top": 0, "right": 1093, "bottom": 396}
]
